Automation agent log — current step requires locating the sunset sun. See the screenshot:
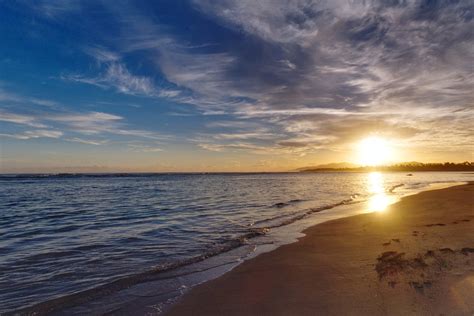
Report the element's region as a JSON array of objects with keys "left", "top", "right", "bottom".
[{"left": 357, "top": 136, "right": 393, "bottom": 166}]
